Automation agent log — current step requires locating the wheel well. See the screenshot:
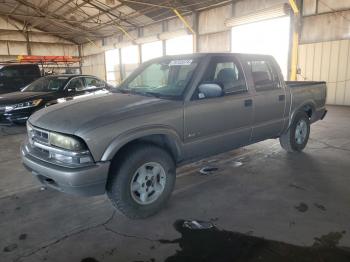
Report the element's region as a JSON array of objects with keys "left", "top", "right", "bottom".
[
  {"left": 112, "top": 134, "right": 180, "bottom": 163},
  {"left": 302, "top": 104, "right": 314, "bottom": 118}
]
